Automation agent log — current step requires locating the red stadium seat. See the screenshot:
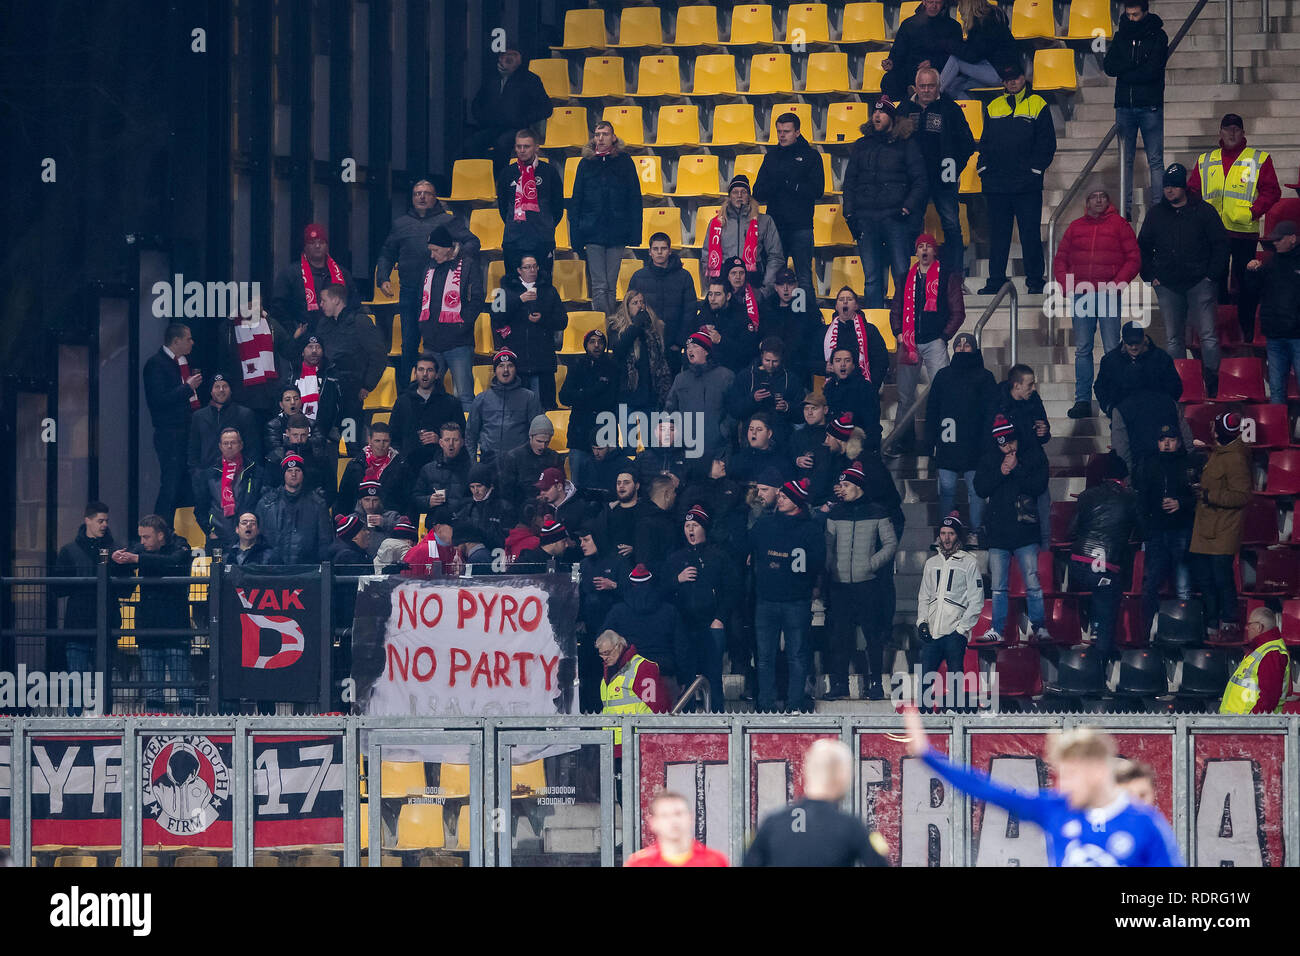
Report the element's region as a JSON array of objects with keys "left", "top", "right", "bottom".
[
  {"left": 1238, "top": 548, "right": 1300, "bottom": 597},
  {"left": 1173, "top": 359, "right": 1204, "bottom": 403},
  {"left": 1239, "top": 496, "right": 1282, "bottom": 546},
  {"left": 970, "top": 598, "right": 1021, "bottom": 644},
  {"left": 1242, "top": 403, "right": 1297, "bottom": 449},
  {"left": 1042, "top": 595, "right": 1082, "bottom": 646},
  {"left": 1183, "top": 402, "right": 1218, "bottom": 446},
  {"left": 1217, "top": 304, "right": 1245, "bottom": 347},
  {"left": 1212, "top": 358, "right": 1267, "bottom": 403},
  {"left": 1282, "top": 600, "right": 1300, "bottom": 647},
  {"left": 1290, "top": 370, "right": 1300, "bottom": 401},
  {"left": 1260, "top": 448, "right": 1300, "bottom": 497},
  {"left": 1006, "top": 552, "right": 1058, "bottom": 597},
  {"left": 1125, "top": 550, "right": 1145, "bottom": 597},
  {"left": 1115, "top": 596, "right": 1149, "bottom": 648},
  {"left": 1049, "top": 500, "right": 1076, "bottom": 547},
  {"left": 995, "top": 645, "right": 1043, "bottom": 698}
]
